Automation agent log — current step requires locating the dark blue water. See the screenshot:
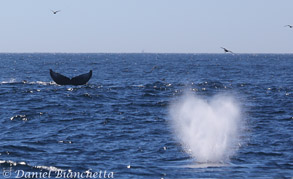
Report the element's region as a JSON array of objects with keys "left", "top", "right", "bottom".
[{"left": 0, "top": 53, "right": 292, "bottom": 178}]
